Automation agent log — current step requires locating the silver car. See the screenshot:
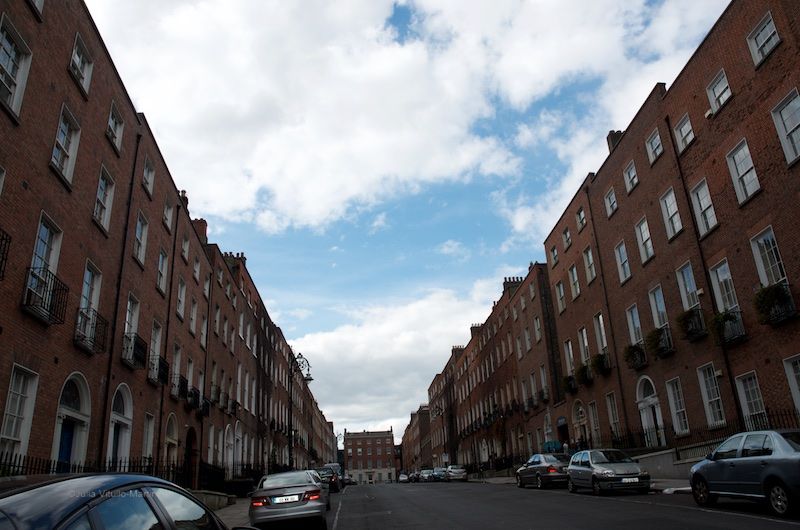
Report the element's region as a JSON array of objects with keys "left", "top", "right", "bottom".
[
  {"left": 446, "top": 464, "right": 468, "bottom": 482},
  {"left": 567, "top": 449, "right": 650, "bottom": 495},
  {"left": 249, "top": 470, "right": 330, "bottom": 528}
]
